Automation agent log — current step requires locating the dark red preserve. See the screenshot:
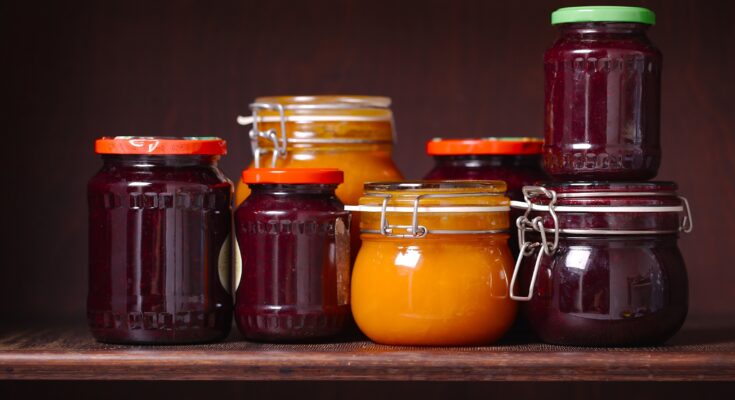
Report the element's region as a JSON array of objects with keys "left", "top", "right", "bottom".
[
  {"left": 88, "top": 137, "right": 233, "bottom": 344},
  {"left": 544, "top": 7, "right": 661, "bottom": 180},
  {"left": 235, "top": 168, "right": 351, "bottom": 342},
  {"left": 511, "top": 182, "right": 693, "bottom": 346},
  {"left": 424, "top": 137, "right": 548, "bottom": 254}
]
